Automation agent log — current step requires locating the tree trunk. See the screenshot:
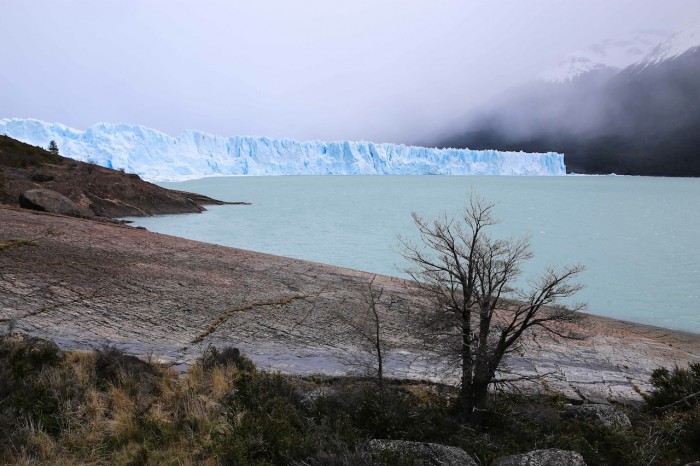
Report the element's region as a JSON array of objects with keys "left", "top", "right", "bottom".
[
  {"left": 376, "top": 342, "right": 384, "bottom": 389},
  {"left": 468, "top": 380, "right": 490, "bottom": 425},
  {"left": 460, "top": 324, "right": 473, "bottom": 417},
  {"left": 460, "top": 381, "right": 474, "bottom": 418}
]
